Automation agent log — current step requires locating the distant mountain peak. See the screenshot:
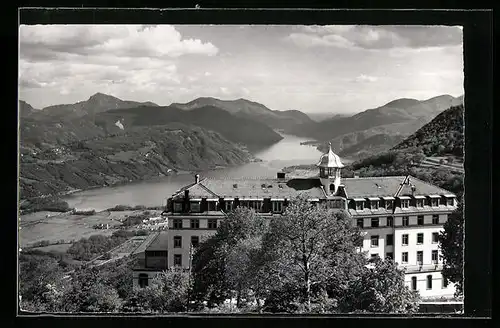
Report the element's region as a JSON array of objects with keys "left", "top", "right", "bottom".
[
  {"left": 383, "top": 98, "right": 420, "bottom": 108},
  {"left": 88, "top": 92, "right": 119, "bottom": 101}
]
